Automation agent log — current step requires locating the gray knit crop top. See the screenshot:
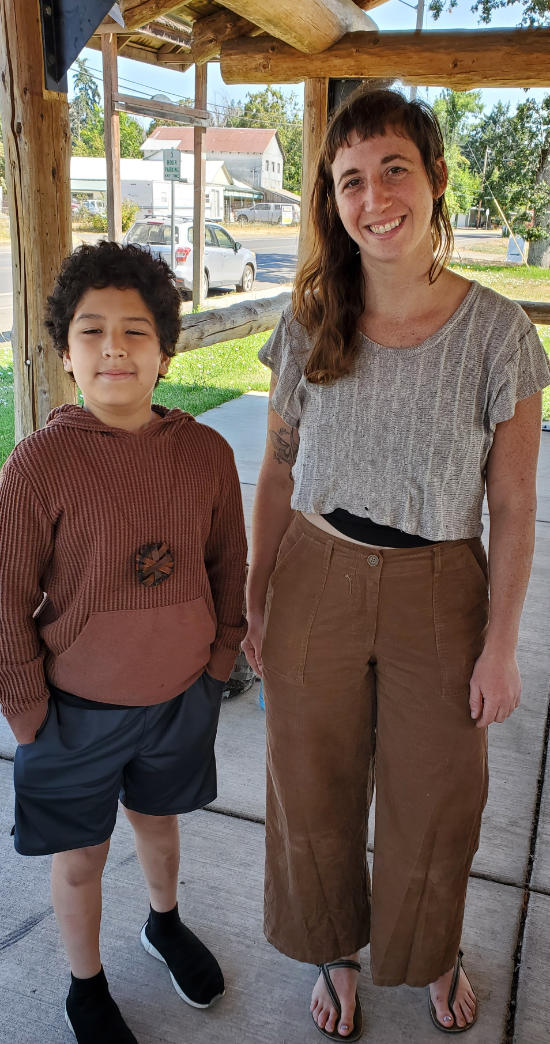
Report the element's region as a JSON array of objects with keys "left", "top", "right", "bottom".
[{"left": 258, "top": 281, "right": 550, "bottom": 541}]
